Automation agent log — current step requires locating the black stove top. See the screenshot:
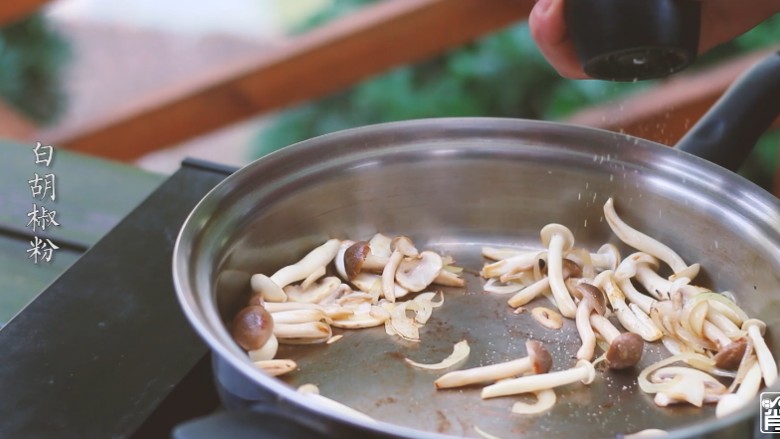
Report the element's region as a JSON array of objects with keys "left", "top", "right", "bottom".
[{"left": 0, "top": 159, "right": 235, "bottom": 438}]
